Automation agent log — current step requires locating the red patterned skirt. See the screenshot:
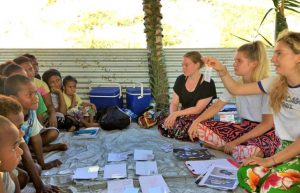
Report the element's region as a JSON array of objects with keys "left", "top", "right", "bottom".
[
  {"left": 200, "top": 119, "right": 280, "bottom": 157},
  {"left": 157, "top": 114, "right": 199, "bottom": 141}
]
